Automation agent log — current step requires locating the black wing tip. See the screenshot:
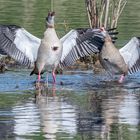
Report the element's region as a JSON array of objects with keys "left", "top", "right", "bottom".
[
  {"left": 0, "top": 49, "right": 7, "bottom": 55},
  {"left": 136, "top": 37, "right": 140, "bottom": 40},
  {"left": 107, "top": 27, "right": 117, "bottom": 31},
  {"left": 75, "top": 28, "right": 89, "bottom": 34},
  {"left": 133, "top": 37, "right": 140, "bottom": 45},
  {"left": 0, "top": 24, "right": 21, "bottom": 31},
  {"left": 1, "top": 24, "right": 21, "bottom": 28},
  {"left": 109, "top": 32, "right": 119, "bottom": 35}
]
